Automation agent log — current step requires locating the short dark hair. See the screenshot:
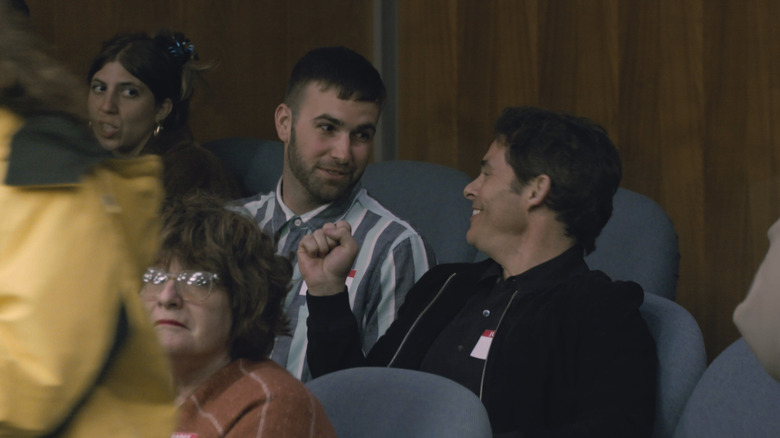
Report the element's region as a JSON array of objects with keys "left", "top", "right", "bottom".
[
  {"left": 156, "top": 195, "right": 292, "bottom": 360},
  {"left": 87, "top": 29, "right": 203, "bottom": 131},
  {"left": 495, "top": 106, "right": 622, "bottom": 254},
  {"left": 284, "top": 46, "right": 386, "bottom": 113}
]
